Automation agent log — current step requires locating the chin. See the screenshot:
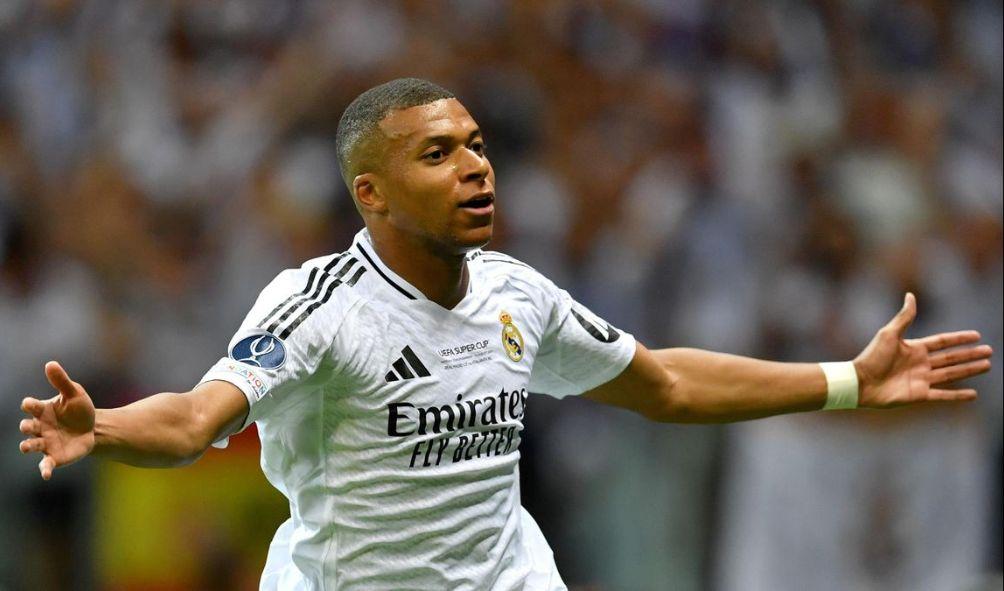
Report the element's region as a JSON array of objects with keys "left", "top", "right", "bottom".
[{"left": 452, "top": 225, "right": 493, "bottom": 253}]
